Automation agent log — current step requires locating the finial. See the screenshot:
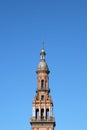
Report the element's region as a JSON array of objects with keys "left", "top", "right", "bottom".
[
  {"left": 40, "top": 40, "right": 46, "bottom": 60},
  {"left": 42, "top": 40, "right": 44, "bottom": 50}
]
